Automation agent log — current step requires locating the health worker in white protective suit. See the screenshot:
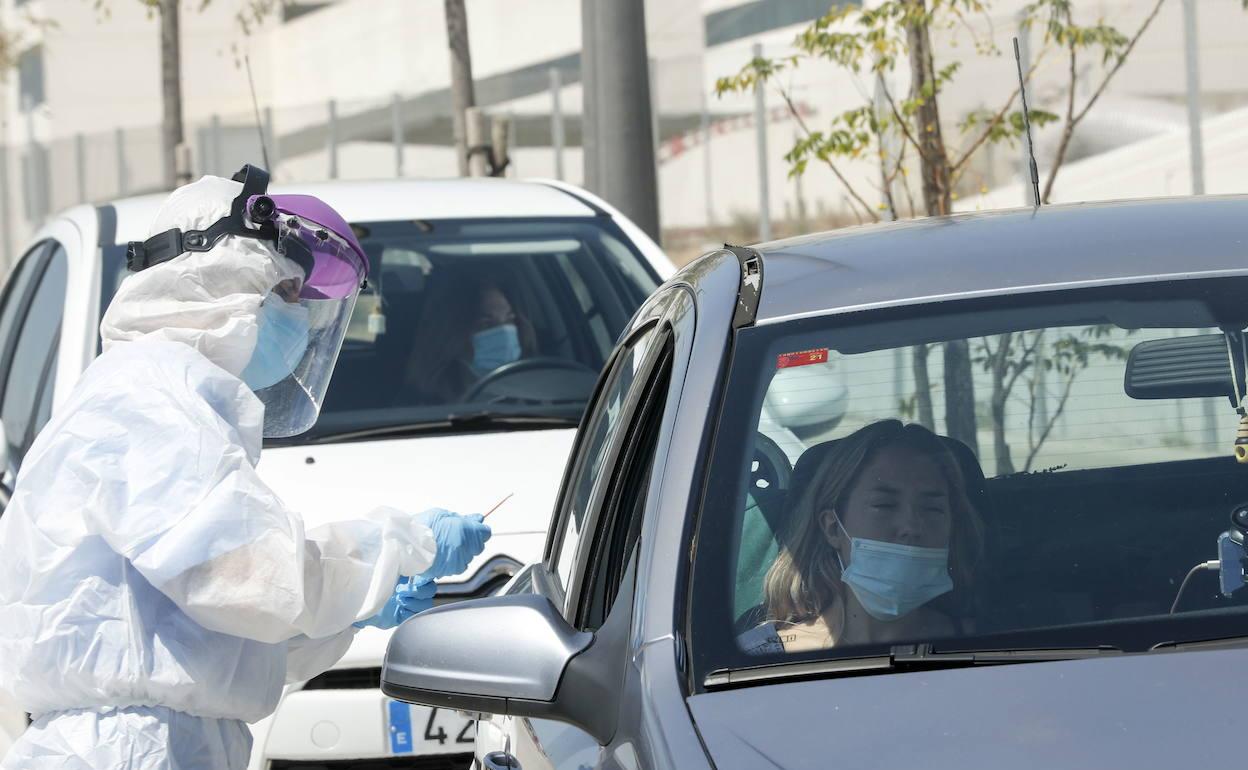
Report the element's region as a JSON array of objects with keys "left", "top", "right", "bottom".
[{"left": 0, "top": 166, "right": 491, "bottom": 769}]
